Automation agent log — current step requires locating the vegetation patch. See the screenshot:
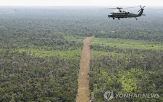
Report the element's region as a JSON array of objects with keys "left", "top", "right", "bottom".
[{"left": 17, "top": 49, "right": 81, "bottom": 59}]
